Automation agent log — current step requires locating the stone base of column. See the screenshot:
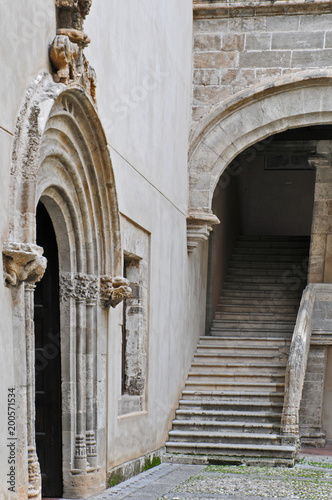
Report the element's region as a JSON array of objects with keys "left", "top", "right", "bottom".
[
  {"left": 86, "top": 430, "right": 98, "bottom": 469},
  {"left": 300, "top": 425, "right": 326, "bottom": 448},
  {"left": 28, "top": 447, "right": 41, "bottom": 500},
  {"left": 73, "top": 434, "right": 87, "bottom": 472}
]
